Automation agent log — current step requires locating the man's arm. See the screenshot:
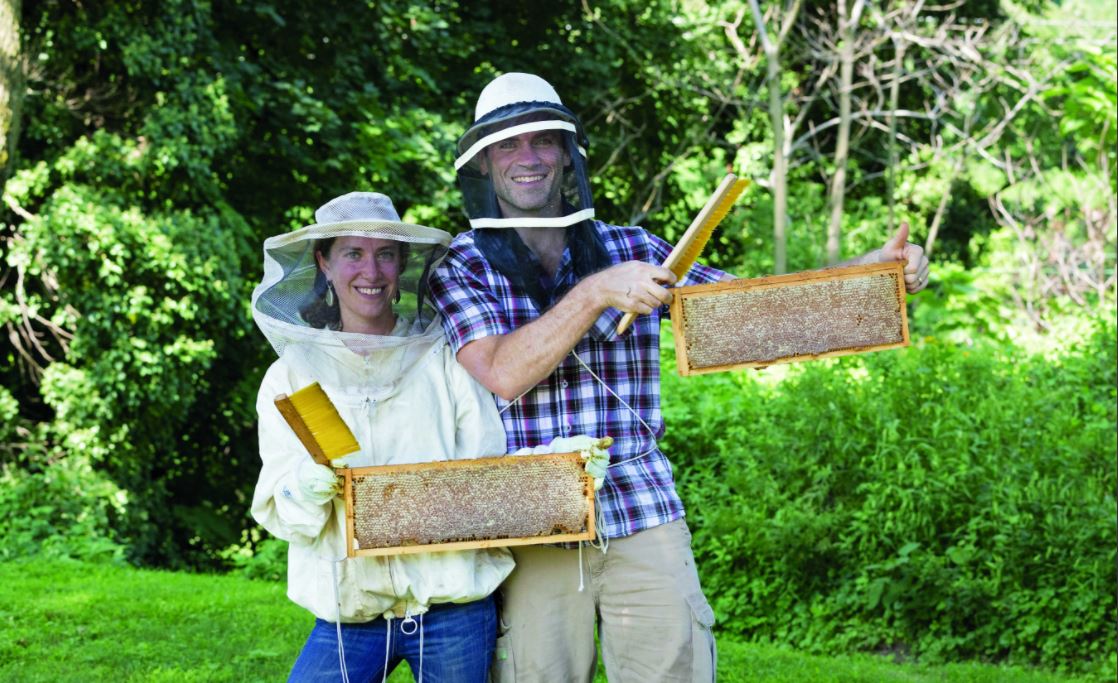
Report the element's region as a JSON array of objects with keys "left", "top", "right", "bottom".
[{"left": 456, "top": 261, "right": 676, "bottom": 400}]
